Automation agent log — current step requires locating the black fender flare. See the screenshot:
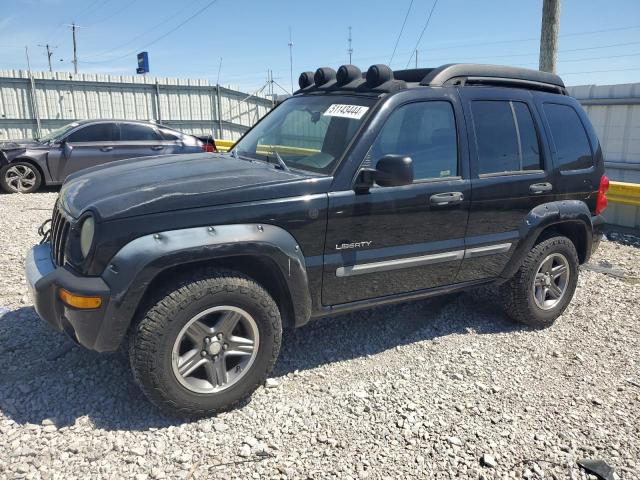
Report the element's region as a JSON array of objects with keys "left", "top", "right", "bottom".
[
  {"left": 499, "top": 200, "right": 598, "bottom": 280},
  {"left": 95, "top": 223, "right": 311, "bottom": 352}
]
